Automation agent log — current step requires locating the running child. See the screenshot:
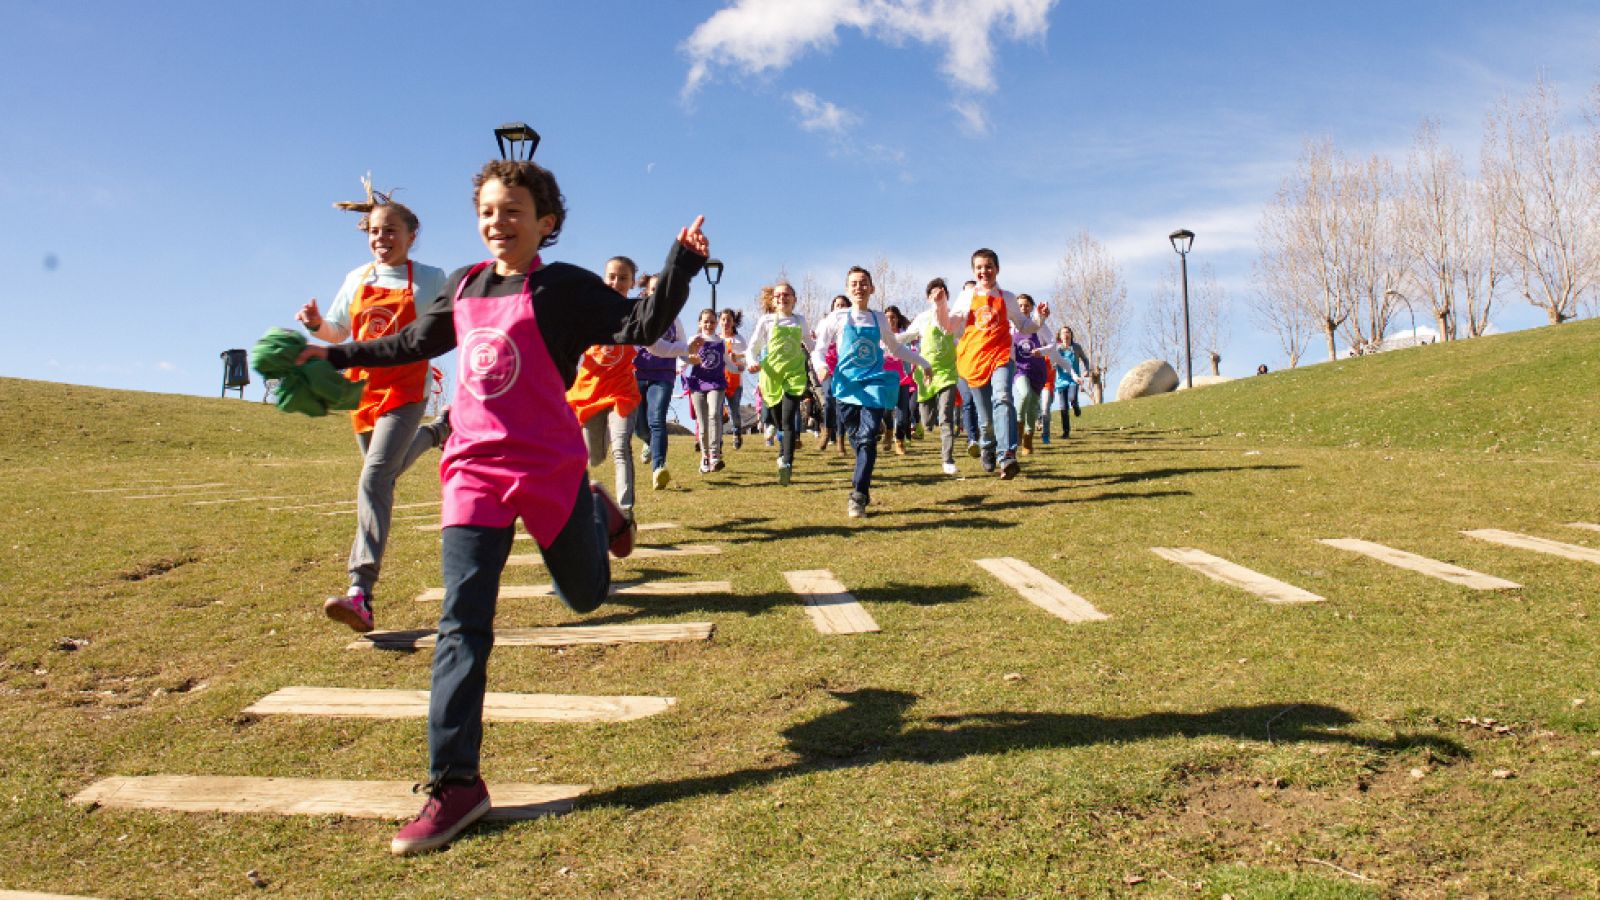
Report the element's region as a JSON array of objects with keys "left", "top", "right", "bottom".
[
  {"left": 905, "top": 277, "right": 960, "bottom": 475},
  {"left": 940, "top": 250, "right": 1046, "bottom": 480},
  {"left": 1041, "top": 325, "right": 1088, "bottom": 439},
  {"left": 1011, "top": 293, "right": 1049, "bottom": 456},
  {"left": 685, "top": 308, "right": 741, "bottom": 473},
  {"left": 881, "top": 305, "right": 915, "bottom": 456},
  {"left": 719, "top": 308, "right": 747, "bottom": 449},
  {"left": 296, "top": 178, "right": 450, "bottom": 633},
  {"left": 632, "top": 274, "right": 688, "bottom": 489},
  {"left": 565, "top": 256, "right": 644, "bottom": 523},
  {"left": 811, "top": 267, "right": 929, "bottom": 518},
  {"left": 744, "top": 280, "right": 814, "bottom": 485},
  {"left": 300, "top": 159, "right": 708, "bottom": 855}
]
